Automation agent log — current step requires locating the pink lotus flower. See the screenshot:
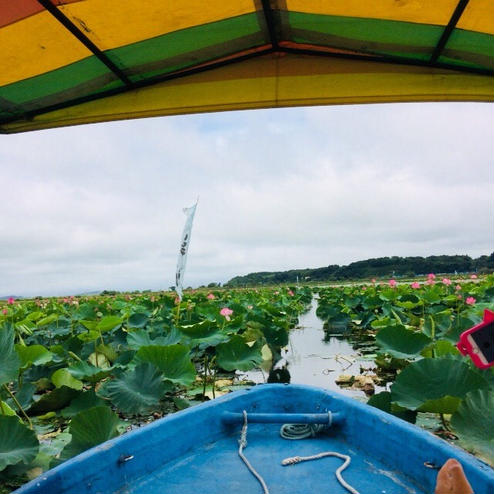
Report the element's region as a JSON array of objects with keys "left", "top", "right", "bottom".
[
  {"left": 7, "top": 297, "right": 14, "bottom": 305},
  {"left": 288, "top": 290, "right": 294, "bottom": 296},
  {"left": 442, "top": 278, "right": 452, "bottom": 286},
  {"left": 220, "top": 307, "right": 233, "bottom": 321},
  {"left": 465, "top": 297, "right": 476, "bottom": 305},
  {"left": 371, "top": 279, "right": 376, "bottom": 284},
  {"left": 427, "top": 273, "right": 436, "bottom": 280},
  {"left": 426, "top": 279, "right": 435, "bottom": 285},
  {"left": 207, "top": 293, "right": 215, "bottom": 300},
  {"left": 274, "top": 291, "right": 279, "bottom": 295},
  {"left": 471, "top": 274, "right": 478, "bottom": 279},
  {"left": 63, "top": 298, "right": 69, "bottom": 303},
  {"left": 457, "top": 294, "right": 463, "bottom": 300},
  {"left": 2, "top": 308, "right": 7, "bottom": 315},
  {"left": 411, "top": 282, "right": 420, "bottom": 289},
  {"left": 455, "top": 285, "right": 462, "bottom": 291},
  {"left": 247, "top": 305, "right": 253, "bottom": 310},
  {"left": 389, "top": 279, "right": 397, "bottom": 288},
  {"left": 362, "top": 286, "right": 367, "bottom": 291}
]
